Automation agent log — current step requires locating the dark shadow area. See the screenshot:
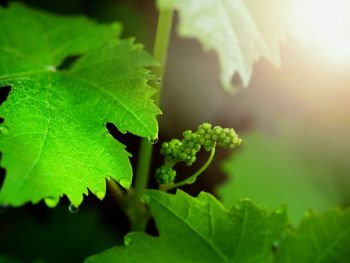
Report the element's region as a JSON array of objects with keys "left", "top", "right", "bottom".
[
  {"left": 0, "top": 154, "right": 4, "bottom": 189},
  {"left": 105, "top": 122, "right": 141, "bottom": 159},
  {"left": 0, "top": 86, "right": 11, "bottom": 105},
  {"left": 0, "top": 192, "right": 128, "bottom": 262},
  {"left": 0, "top": 87, "right": 10, "bottom": 189},
  {"left": 0, "top": 85, "right": 10, "bottom": 192},
  {"left": 0, "top": 0, "right": 9, "bottom": 7},
  {"left": 145, "top": 217, "right": 159, "bottom": 237},
  {"left": 17, "top": 0, "right": 85, "bottom": 15},
  {"left": 57, "top": 55, "right": 81, "bottom": 70}
]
